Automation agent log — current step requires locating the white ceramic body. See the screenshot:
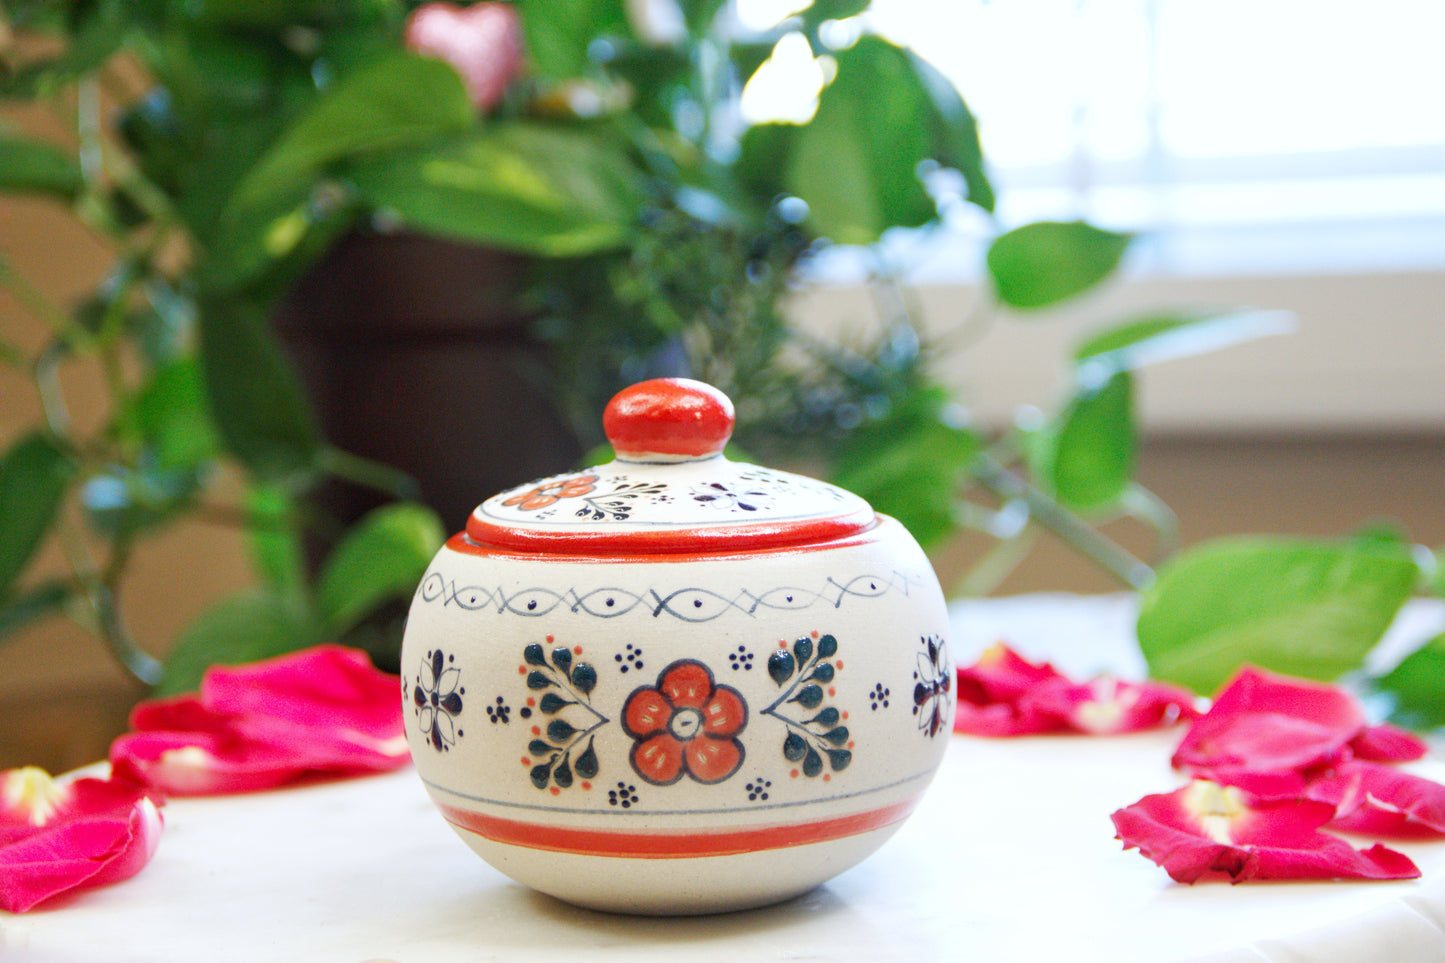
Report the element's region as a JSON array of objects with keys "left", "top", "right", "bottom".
[{"left": 400, "top": 515, "right": 955, "bottom": 914}]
